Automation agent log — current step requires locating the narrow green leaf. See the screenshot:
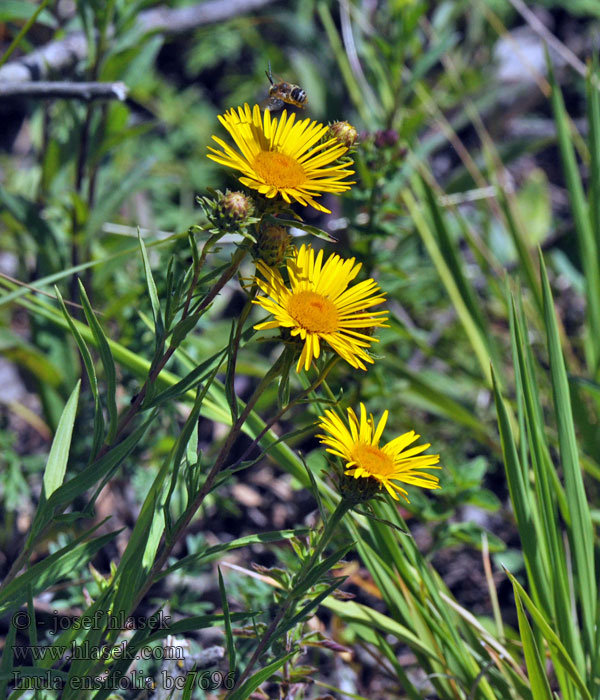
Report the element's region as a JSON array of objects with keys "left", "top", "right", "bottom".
[
  {"left": 160, "top": 529, "right": 310, "bottom": 578},
  {"left": 420, "top": 175, "right": 488, "bottom": 335},
  {"left": 0, "top": 0, "right": 53, "bottom": 68},
  {"left": 42, "top": 380, "right": 80, "bottom": 498},
  {"left": 25, "top": 585, "right": 37, "bottom": 645},
  {"left": 264, "top": 216, "right": 336, "bottom": 242},
  {"left": 403, "top": 186, "right": 491, "bottom": 384},
  {"left": 505, "top": 569, "right": 593, "bottom": 700},
  {"left": 498, "top": 193, "right": 543, "bottom": 314},
  {"left": 491, "top": 369, "right": 551, "bottom": 615},
  {"left": 138, "top": 231, "right": 165, "bottom": 347},
  {"left": 182, "top": 673, "right": 196, "bottom": 700},
  {"left": 228, "top": 652, "right": 295, "bottom": 700},
  {"left": 218, "top": 568, "right": 236, "bottom": 675},
  {"left": 316, "top": 3, "right": 374, "bottom": 124},
  {"left": 0, "top": 529, "right": 118, "bottom": 615},
  {"left": 586, "top": 56, "right": 600, "bottom": 310},
  {"left": 169, "top": 311, "right": 202, "bottom": 348},
  {"left": 0, "top": 1, "right": 56, "bottom": 25},
  {"left": 540, "top": 252, "right": 597, "bottom": 657},
  {"left": 37, "top": 412, "right": 156, "bottom": 537},
  {"left": 0, "top": 600, "right": 17, "bottom": 697},
  {"left": 282, "top": 576, "right": 347, "bottom": 638},
  {"left": 548, "top": 57, "right": 600, "bottom": 370},
  {"left": 78, "top": 280, "right": 118, "bottom": 443},
  {"left": 225, "top": 320, "right": 239, "bottom": 423},
  {"left": 292, "top": 543, "right": 352, "bottom": 596},
  {"left": 324, "top": 596, "right": 438, "bottom": 663},
  {"left": 514, "top": 587, "right": 553, "bottom": 700},
  {"left": 509, "top": 294, "right": 583, "bottom": 673},
  {"left": 145, "top": 347, "right": 225, "bottom": 408},
  {"left": 144, "top": 612, "right": 255, "bottom": 641},
  {"left": 55, "top": 287, "right": 104, "bottom": 457},
  {"left": 303, "top": 456, "right": 326, "bottom": 523}
]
